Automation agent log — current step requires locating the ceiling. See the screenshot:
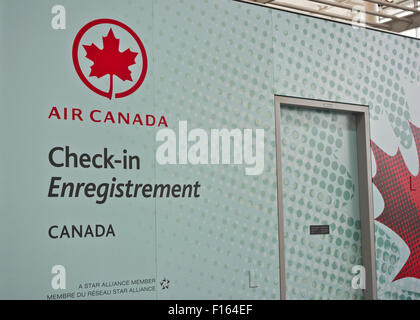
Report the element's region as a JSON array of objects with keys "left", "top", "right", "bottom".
[{"left": 239, "top": 0, "right": 420, "bottom": 37}]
